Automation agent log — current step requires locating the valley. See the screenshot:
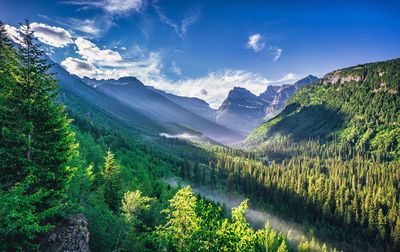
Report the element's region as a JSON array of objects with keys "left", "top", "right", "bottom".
[{"left": 1, "top": 3, "right": 400, "bottom": 251}]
